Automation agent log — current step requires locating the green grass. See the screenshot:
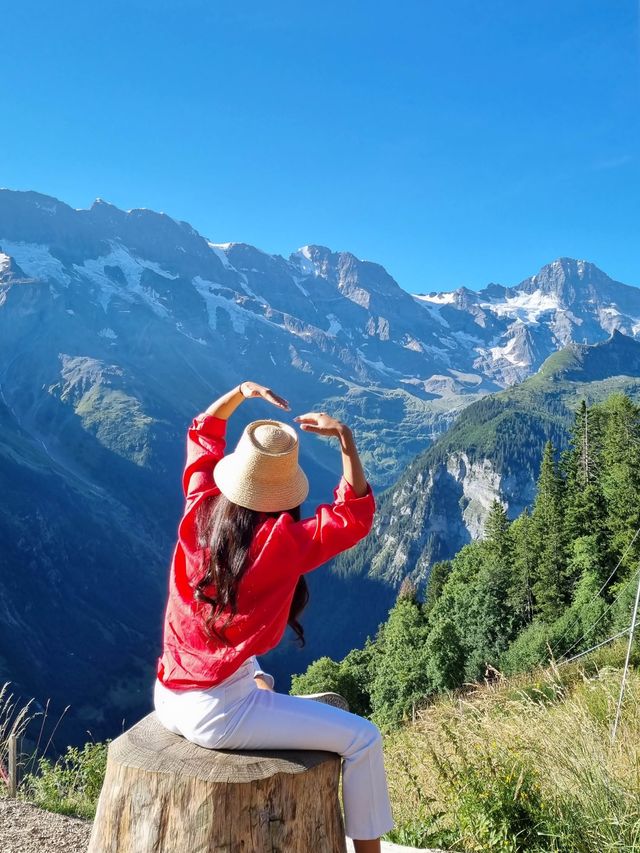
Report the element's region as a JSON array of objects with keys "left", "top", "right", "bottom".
[
  {"left": 0, "top": 680, "right": 106, "bottom": 820},
  {"left": 383, "top": 644, "right": 640, "bottom": 851},
  {"left": 22, "top": 741, "right": 108, "bottom": 820}
]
